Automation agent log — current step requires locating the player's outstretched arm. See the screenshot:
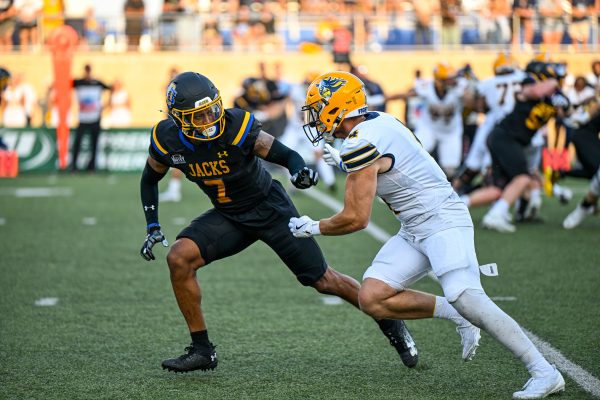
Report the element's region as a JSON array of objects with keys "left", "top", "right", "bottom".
[
  {"left": 289, "top": 159, "right": 384, "bottom": 238},
  {"left": 140, "top": 156, "right": 169, "bottom": 261},
  {"left": 254, "top": 130, "right": 319, "bottom": 189},
  {"left": 319, "top": 162, "right": 379, "bottom": 235}
]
